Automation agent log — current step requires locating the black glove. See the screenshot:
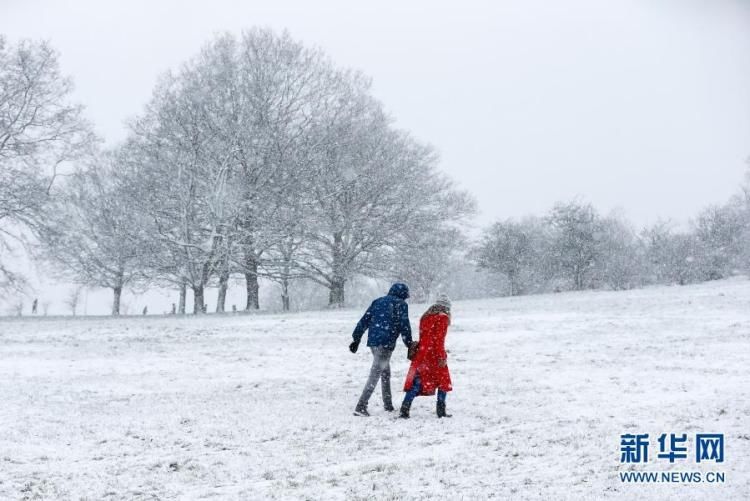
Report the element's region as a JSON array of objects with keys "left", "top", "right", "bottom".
[
  {"left": 407, "top": 341, "right": 419, "bottom": 361},
  {"left": 349, "top": 340, "right": 359, "bottom": 353}
]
